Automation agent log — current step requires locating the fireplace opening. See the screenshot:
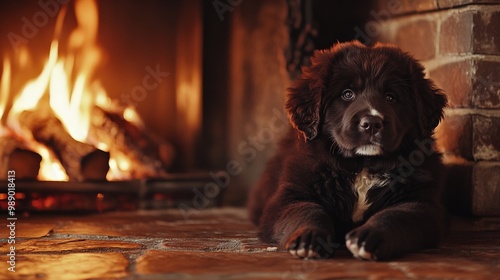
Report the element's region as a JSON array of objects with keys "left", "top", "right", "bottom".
[
  {"left": 0, "top": 0, "right": 210, "bottom": 211},
  {"left": 0, "top": 0, "right": 203, "bottom": 179}
]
